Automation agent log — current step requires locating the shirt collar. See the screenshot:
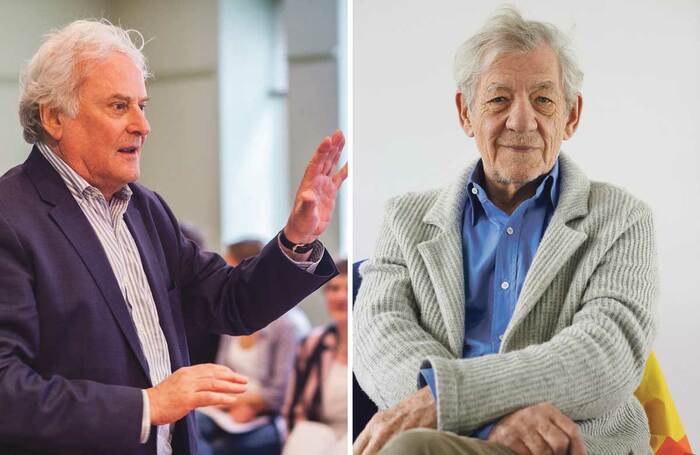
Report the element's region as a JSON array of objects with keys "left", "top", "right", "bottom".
[
  {"left": 466, "top": 157, "right": 560, "bottom": 226},
  {"left": 37, "top": 142, "right": 132, "bottom": 202}
]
